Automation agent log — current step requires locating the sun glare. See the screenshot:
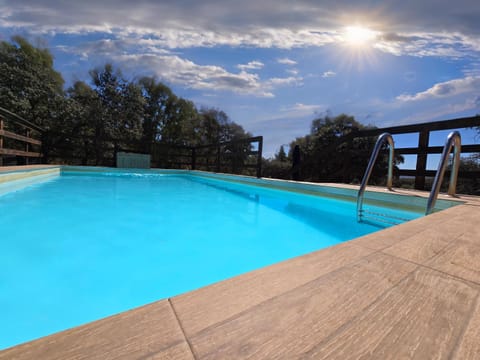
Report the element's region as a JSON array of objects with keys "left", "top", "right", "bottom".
[{"left": 343, "top": 26, "right": 377, "bottom": 47}]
